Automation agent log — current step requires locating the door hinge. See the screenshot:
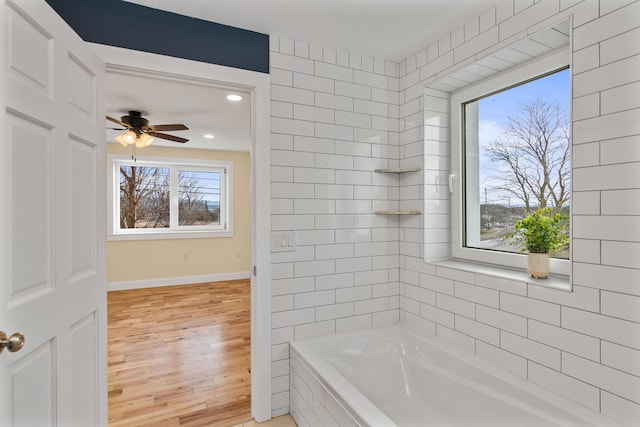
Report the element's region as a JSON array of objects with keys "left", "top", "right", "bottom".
[{"left": 253, "top": 266, "right": 257, "bottom": 276}]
